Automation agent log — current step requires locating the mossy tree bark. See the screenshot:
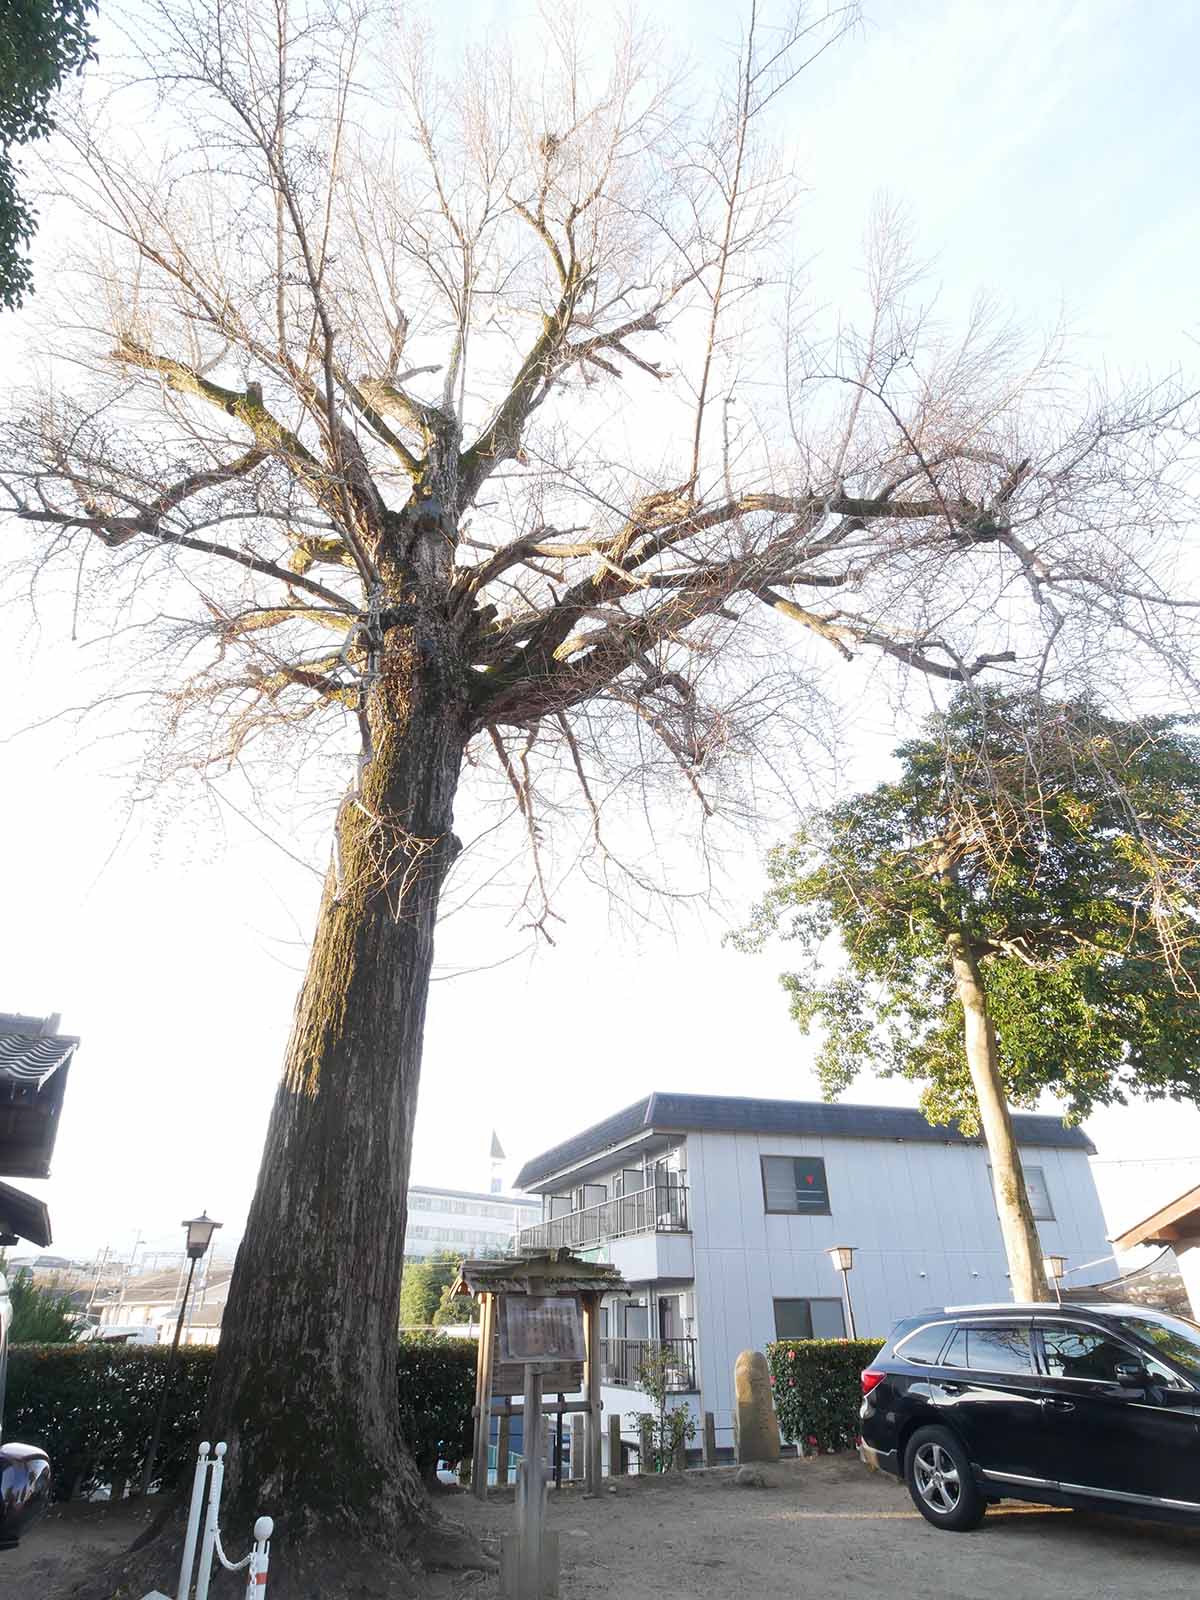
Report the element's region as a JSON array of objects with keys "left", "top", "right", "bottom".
[
  {"left": 202, "top": 612, "right": 467, "bottom": 1548},
  {"left": 947, "top": 932, "right": 1051, "bottom": 1303}
]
